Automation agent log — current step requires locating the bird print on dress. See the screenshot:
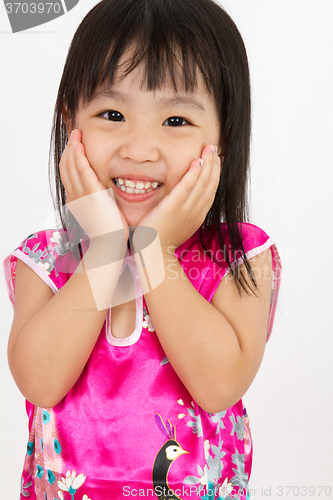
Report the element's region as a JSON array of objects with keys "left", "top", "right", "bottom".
[{"left": 152, "top": 414, "right": 189, "bottom": 500}]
